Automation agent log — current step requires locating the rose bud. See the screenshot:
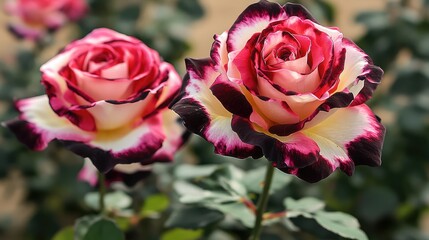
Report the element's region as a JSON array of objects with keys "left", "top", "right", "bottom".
[
  {"left": 4, "top": 28, "right": 188, "bottom": 174},
  {"left": 4, "top": 0, "right": 87, "bottom": 40},
  {"left": 171, "top": 1, "right": 385, "bottom": 183}
]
